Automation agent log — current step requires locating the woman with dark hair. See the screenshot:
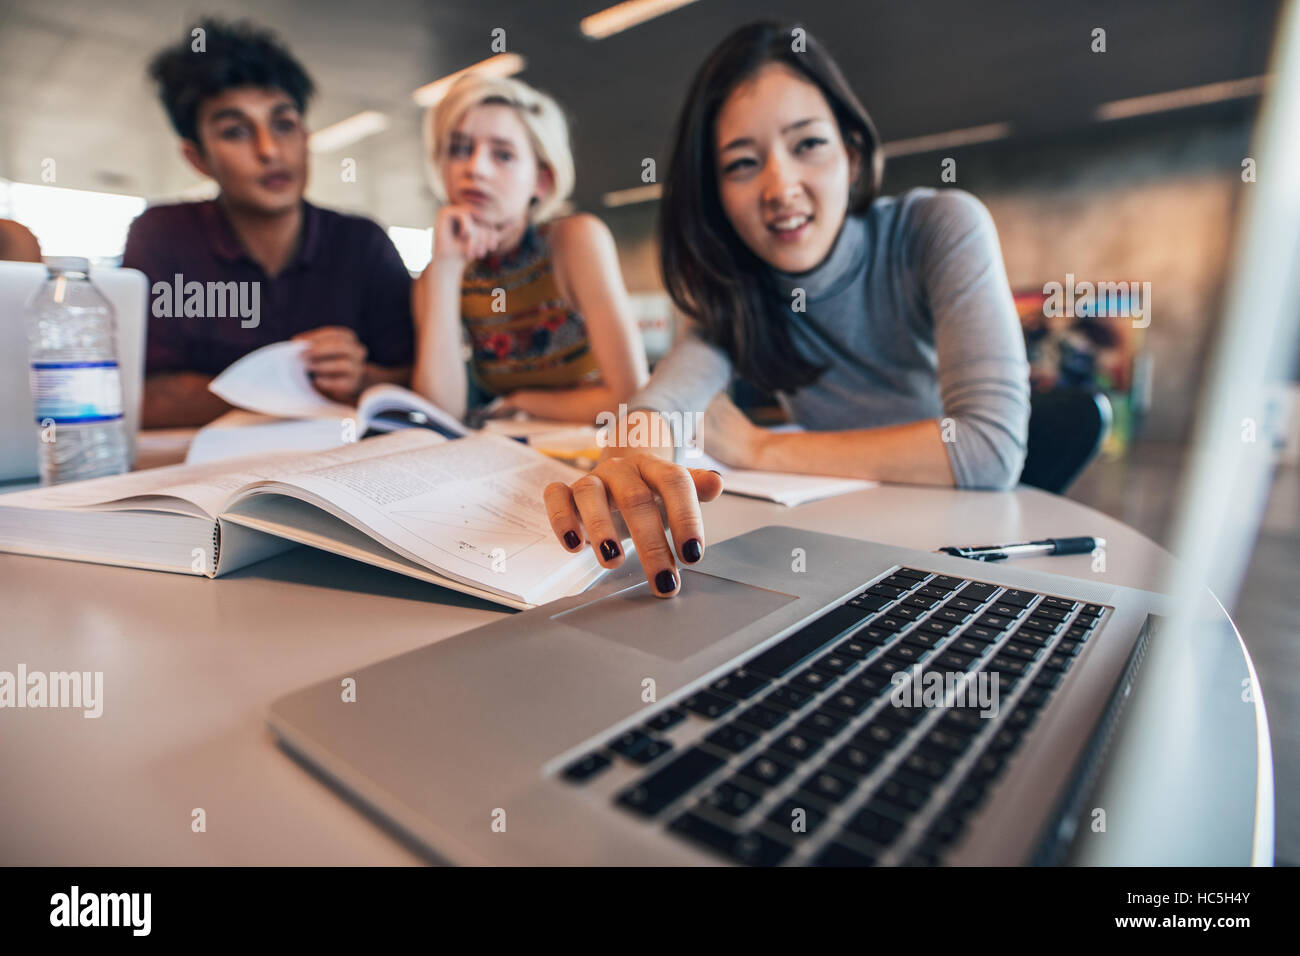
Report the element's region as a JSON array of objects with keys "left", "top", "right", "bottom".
[{"left": 543, "top": 20, "right": 1030, "bottom": 597}]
